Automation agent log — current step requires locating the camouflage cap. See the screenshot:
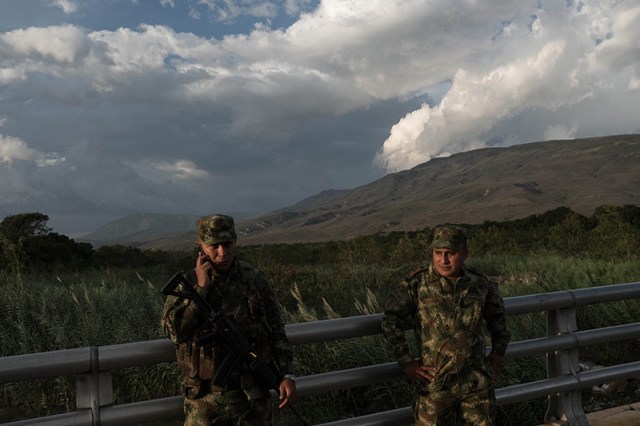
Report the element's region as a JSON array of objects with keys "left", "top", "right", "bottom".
[
  {"left": 197, "top": 214, "right": 237, "bottom": 245},
  {"left": 432, "top": 225, "right": 467, "bottom": 250}
]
